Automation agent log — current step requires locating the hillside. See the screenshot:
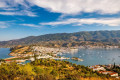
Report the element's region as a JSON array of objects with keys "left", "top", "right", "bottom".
[
  {"left": 1, "top": 30, "right": 120, "bottom": 47},
  {"left": 0, "top": 59, "right": 117, "bottom": 80}
]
